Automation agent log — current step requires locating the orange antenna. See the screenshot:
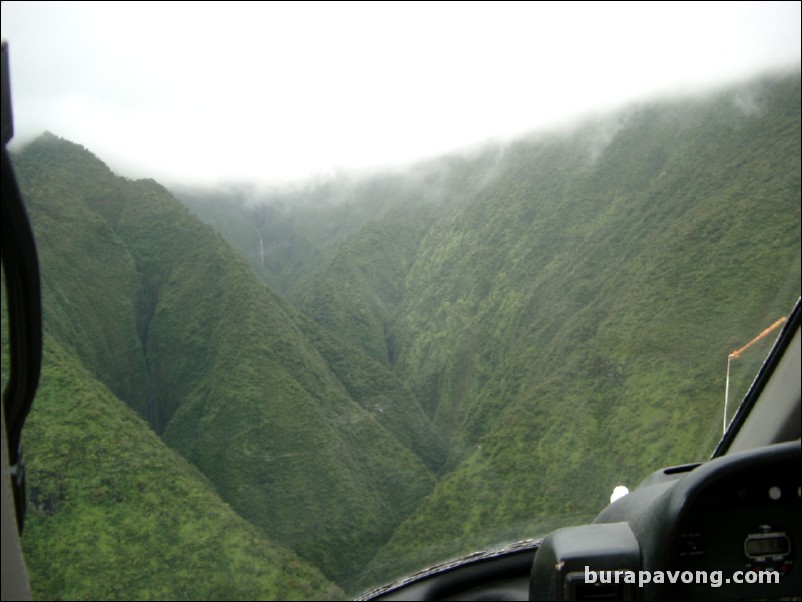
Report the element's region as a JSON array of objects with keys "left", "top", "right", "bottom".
[
  {"left": 729, "top": 317, "right": 786, "bottom": 360},
  {"left": 724, "top": 317, "right": 786, "bottom": 434}
]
